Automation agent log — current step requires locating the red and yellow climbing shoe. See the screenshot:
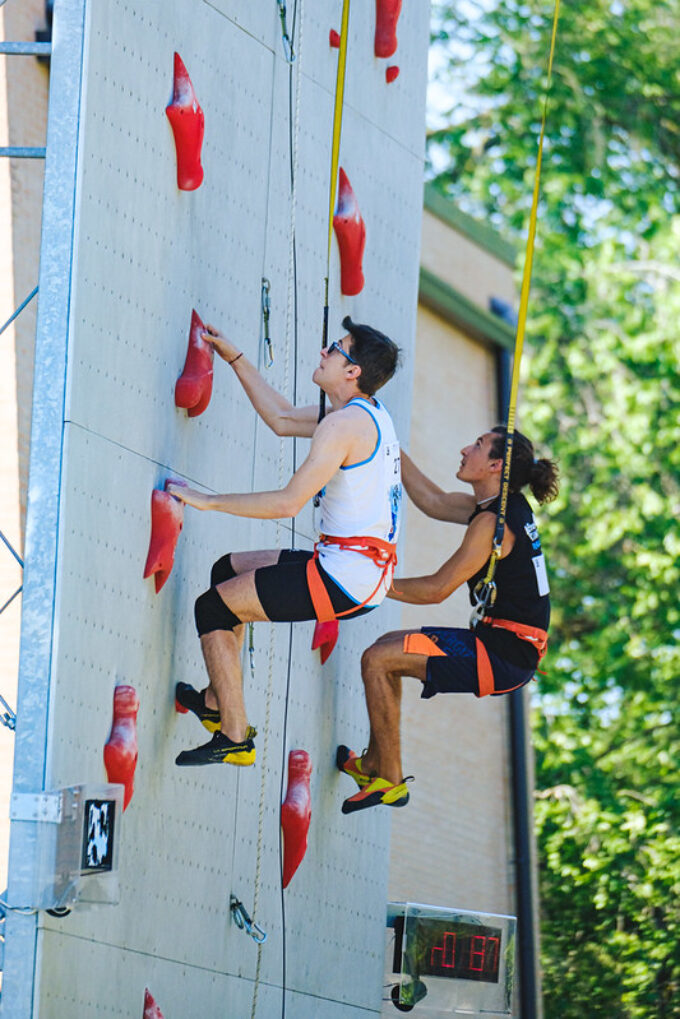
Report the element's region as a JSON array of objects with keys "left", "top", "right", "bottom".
[
  {"left": 341, "top": 775, "right": 411, "bottom": 814},
  {"left": 175, "top": 730, "right": 256, "bottom": 768},
  {"left": 336, "top": 744, "right": 371, "bottom": 788}
]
